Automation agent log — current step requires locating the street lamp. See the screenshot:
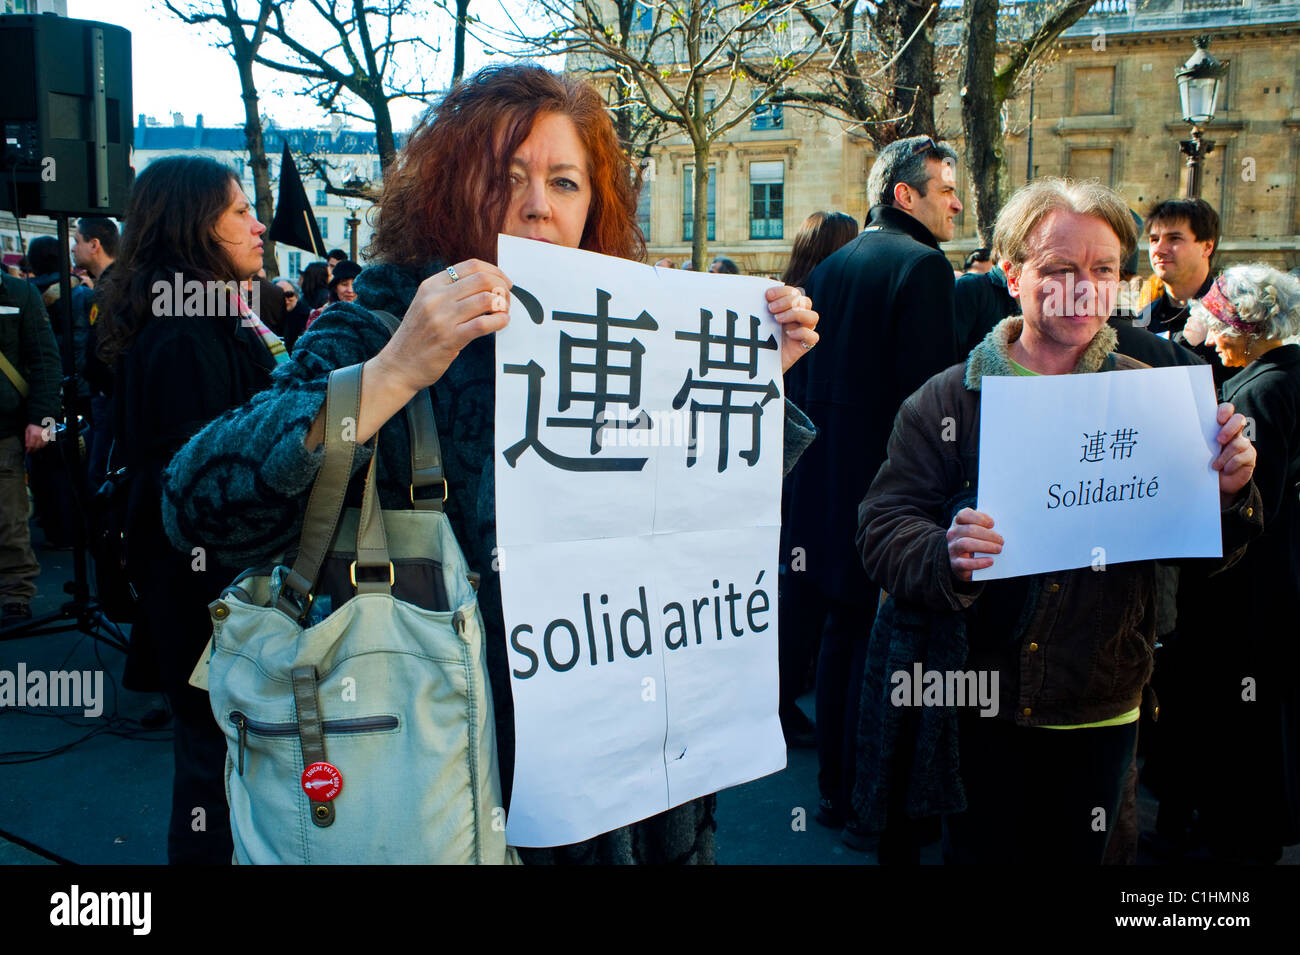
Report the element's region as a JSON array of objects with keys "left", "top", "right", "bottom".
[
  {"left": 1176, "top": 35, "right": 1226, "bottom": 199},
  {"left": 344, "top": 199, "right": 361, "bottom": 262},
  {"left": 343, "top": 171, "right": 367, "bottom": 261}
]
